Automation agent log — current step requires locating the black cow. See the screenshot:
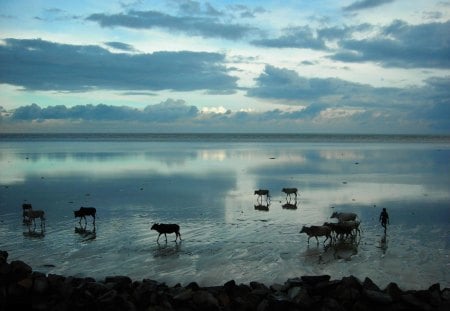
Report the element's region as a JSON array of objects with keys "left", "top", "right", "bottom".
[
  {"left": 74, "top": 207, "right": 96, "bottom": 225},
  {"left": 151, "top": 223, "right": 181, "bottom": 243}
]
